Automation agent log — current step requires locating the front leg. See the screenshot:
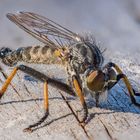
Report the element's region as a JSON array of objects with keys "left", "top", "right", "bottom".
[{"left": 104, "top": 62, "right": 140, "bottom": 107}]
